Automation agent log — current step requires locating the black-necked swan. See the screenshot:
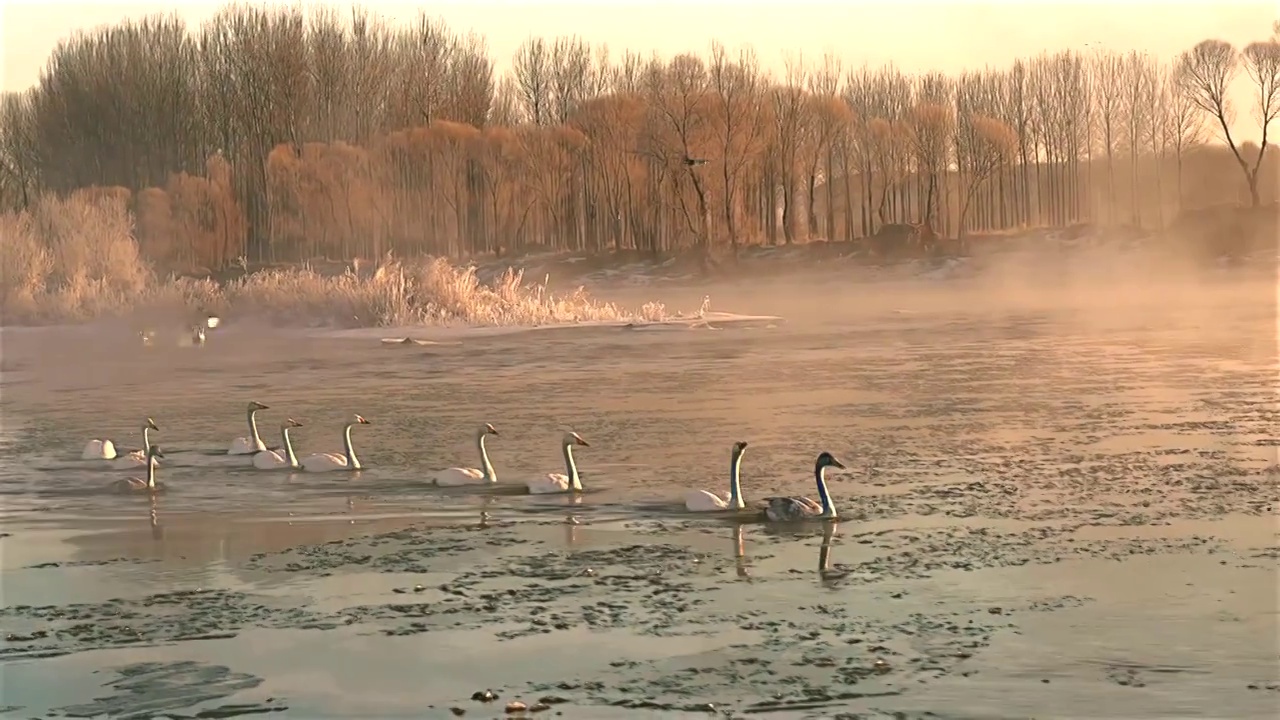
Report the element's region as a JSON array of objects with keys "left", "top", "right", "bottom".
[
  {"left": 526, "top": 432, "right": 590, "bottom": 494},
  {"left": 301, "top": 415, "right": 371, "bottom": 473},
  {"left": 227, "top": 401, "right": 270, "bottom": 455},
  {"left": 253, "top": 418, "right": 303, "bottom": 470},
  {"left": 685, "top": 441, "right": 749, "bottom": 511},
  {"left": 111, "top": 418, "right": 161, "bottom": 469},
  {"left": 432, "top": 423, "right": 500, "bottom": 486},
  {"left": 110, "top": 445, "right": 165, "bottom": 493},
  {"left": 761, "top": 452, "right": 846, "bottom": 522}
]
